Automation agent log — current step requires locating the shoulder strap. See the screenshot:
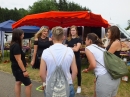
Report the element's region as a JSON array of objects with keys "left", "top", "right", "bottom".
[
  {"left": 96, "top": 60, "right": 105, "bottom": 68},
  {"left": 49, "top": 48, "right": 68, "bottom": 66},
  {"left": 92, "top": 45, "right": 104, "bottom": 52},
  {"left": 92, "top": 45, "right": 106, "bottom": 68}
]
